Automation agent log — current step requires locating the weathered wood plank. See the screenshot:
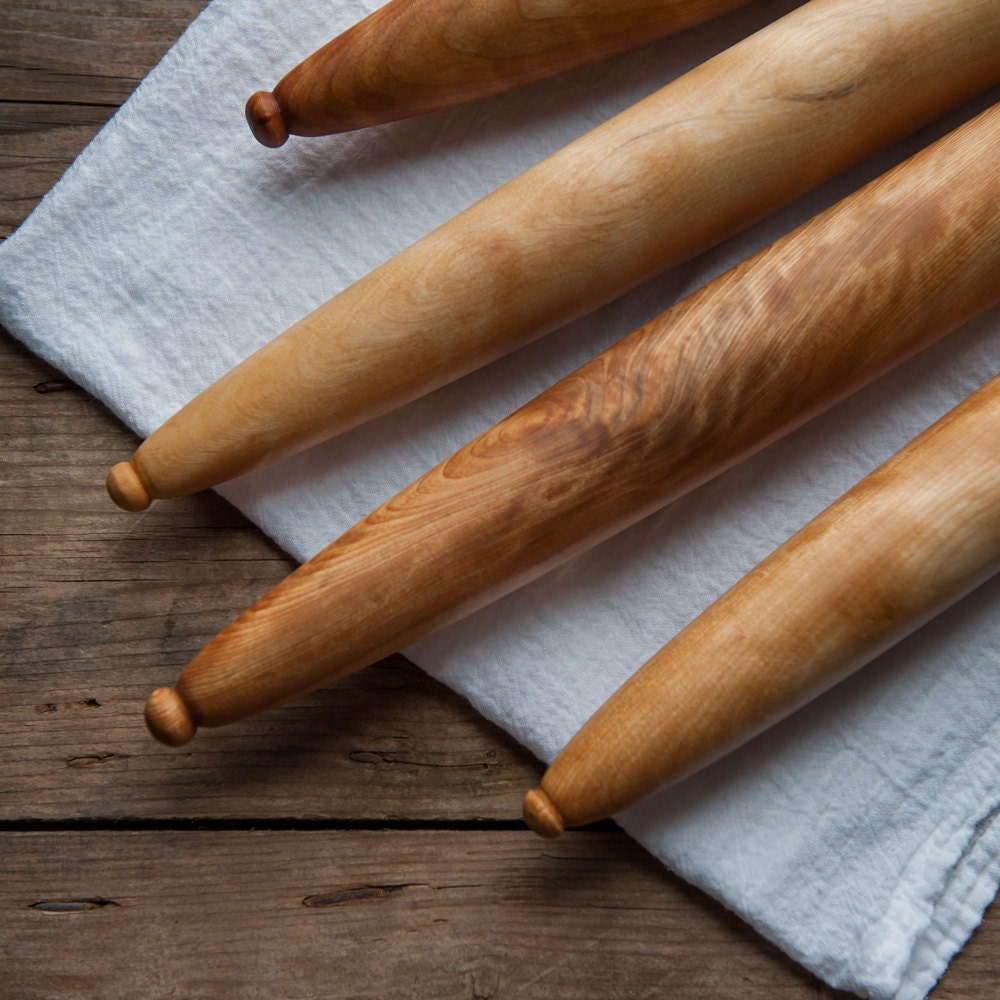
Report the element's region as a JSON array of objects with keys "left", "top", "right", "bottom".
[
  {"left": 0, "top": 0, "right": 542, "bottom": 822},
  {"left": 0, "top": 830, "right": 856, "bottom": 999},
  {"left": 0, "top": 0, "right": 209, "bottom": 104},
  {"left": 0, "top": 335, "right": 542, "bottom": 821}
]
